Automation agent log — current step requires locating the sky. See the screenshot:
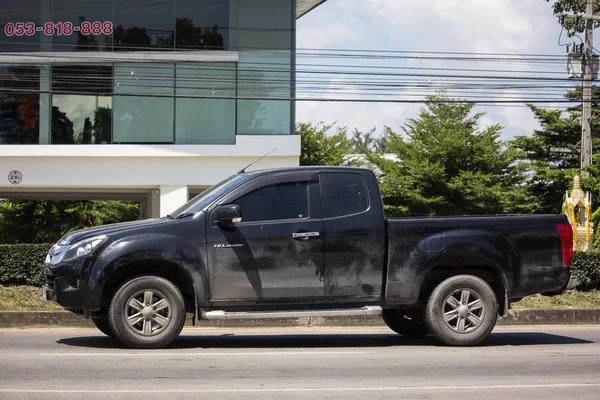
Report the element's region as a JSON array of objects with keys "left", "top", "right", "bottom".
[{"left": 296, "top": 0, "right": 596, "bottom": 141}]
